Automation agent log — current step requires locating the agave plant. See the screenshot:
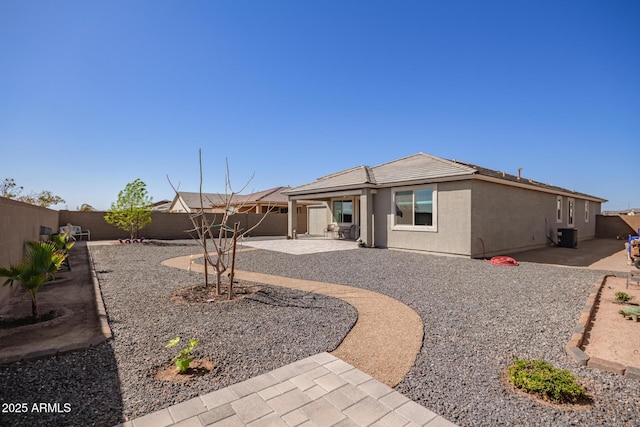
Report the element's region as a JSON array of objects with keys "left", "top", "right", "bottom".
[{"left": 0, "top": 241, "right": 66, "bottom": 320}]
